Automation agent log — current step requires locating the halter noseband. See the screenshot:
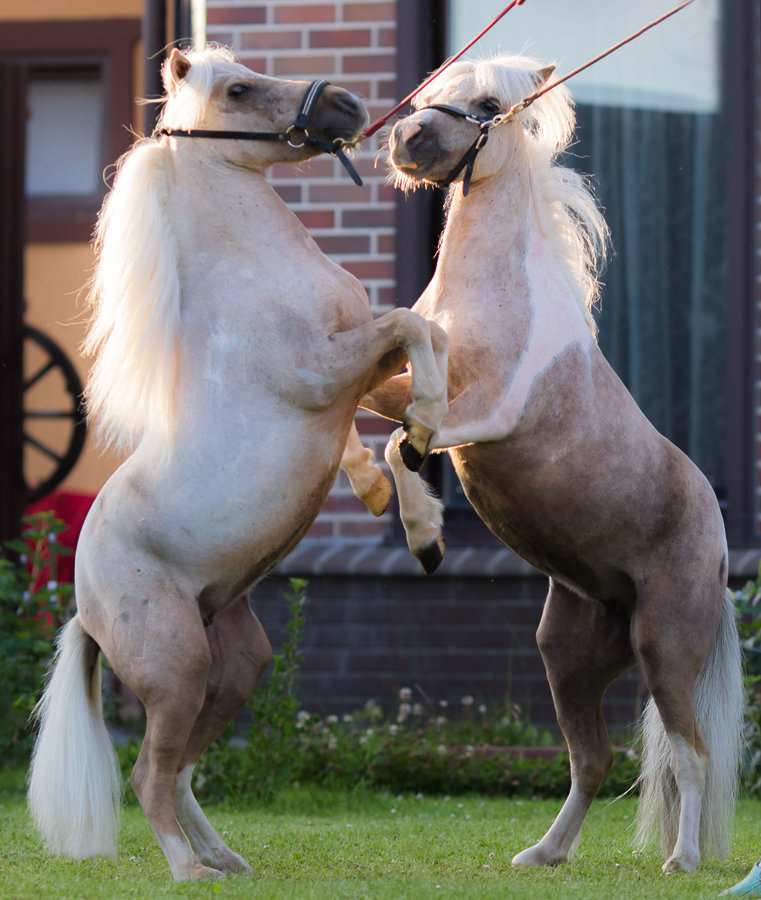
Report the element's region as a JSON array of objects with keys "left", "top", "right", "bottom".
[
  {"left": 158, "top": 80, "right": 363, "bottom": 186},
  {"left": 416, "top": 102, "right": 523, "bottom": 196}
]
